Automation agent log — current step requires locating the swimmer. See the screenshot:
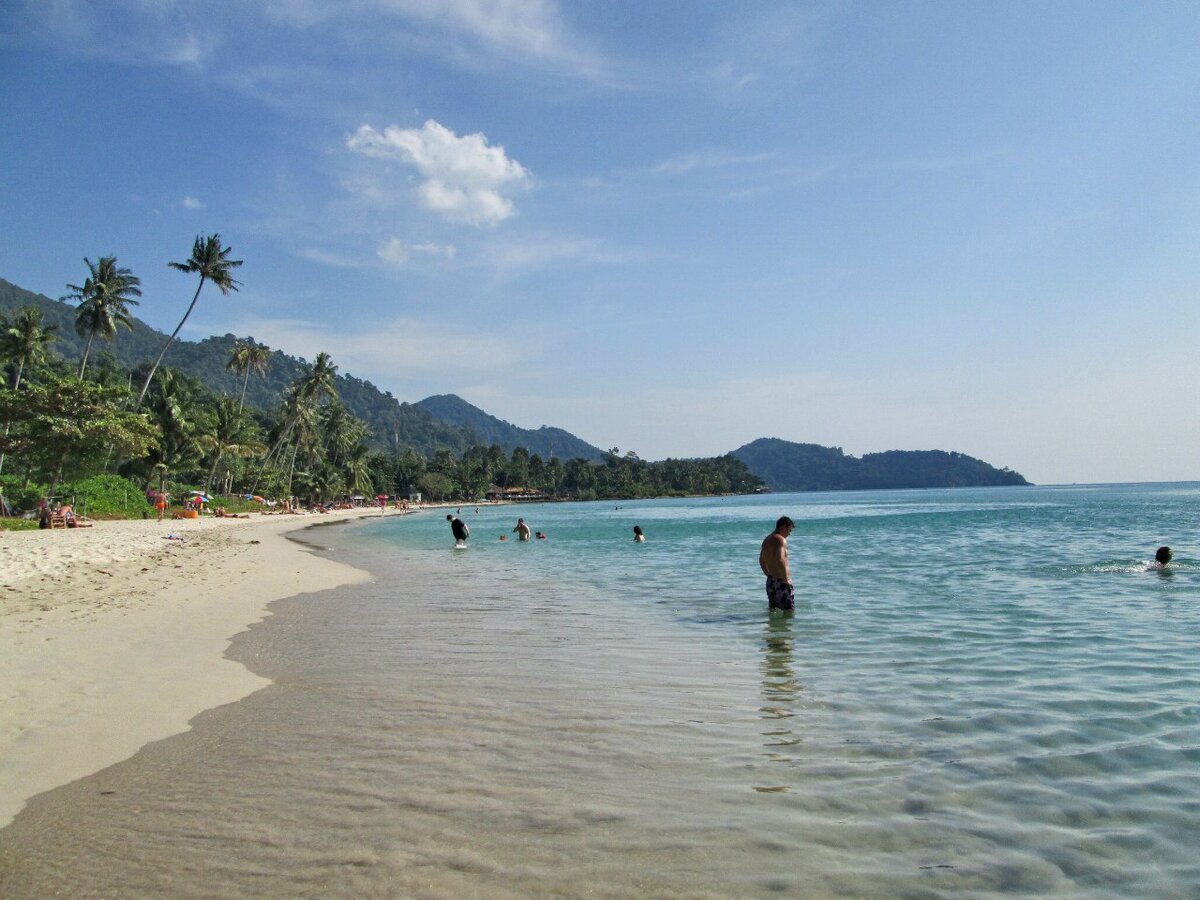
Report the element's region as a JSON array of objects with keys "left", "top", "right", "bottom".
[
  {"left": 535, "top": 531, "right": 547, "bottom": 540},
  {"left": 633, "top": 525, "right": 645, "bottom": 543},
  {"left": 1155, "top": 546, "right": 1173, "bottom": 568}
]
